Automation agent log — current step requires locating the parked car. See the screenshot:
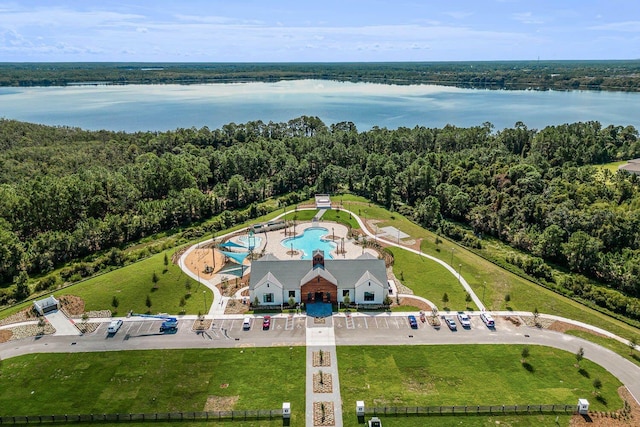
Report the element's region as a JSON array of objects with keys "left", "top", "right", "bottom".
[
  {"left": 262, "top": 315, "right": 271, "bottom": 330},
  {"left": 457, "top": 312, "right": 471, "bottom": 328},
  {"left": 107, "top": 319, "right": 123, "bottom": 334},
  {"left": 480, "top": 312, "right": 495, "bottom": 328},
  {"left": 242, "top": 317, "right": 251, "bottom": 330},
  {"left": 408, "top": 315, "right": 418, "bottom": 329},
  {"left": 444, "top": 317, "right": 457, "bottom": 331}
]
